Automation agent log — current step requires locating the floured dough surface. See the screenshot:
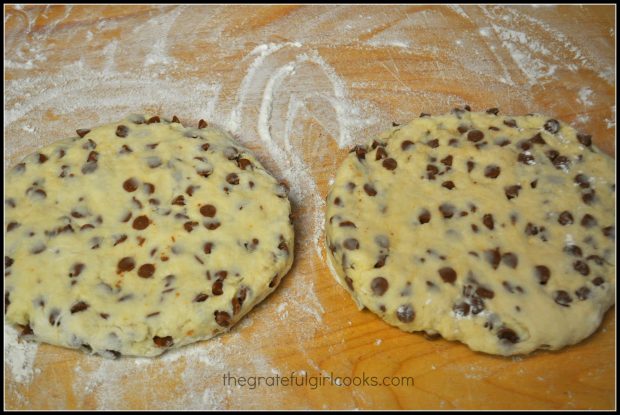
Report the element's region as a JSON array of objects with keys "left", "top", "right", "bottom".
[
  {"left": 5, "top": 115, "right": 294, "bottom": 357},
  {"left": 326, "top": 109, "right": 615, "bottom": 355}
]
